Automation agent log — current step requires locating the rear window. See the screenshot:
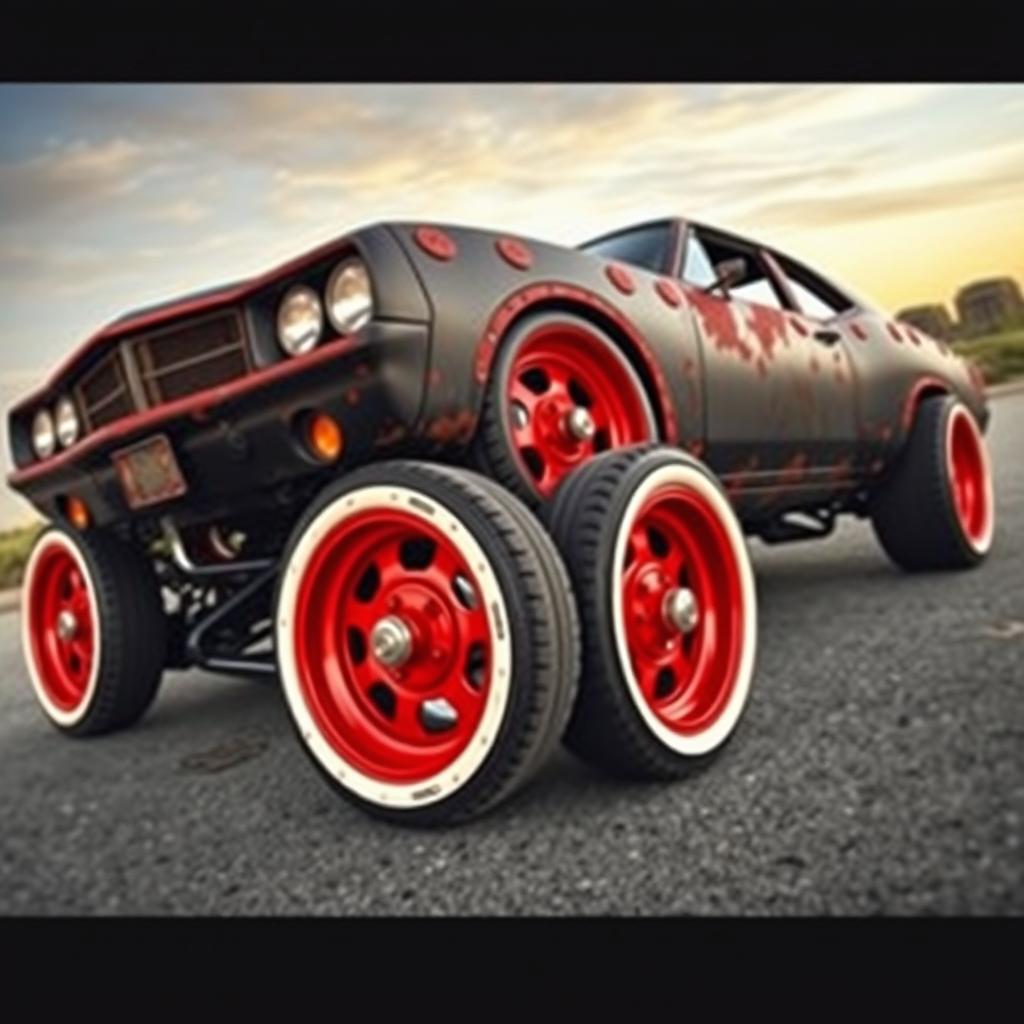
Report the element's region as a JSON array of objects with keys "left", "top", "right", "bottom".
[{"left": 579, "top": 224, "right": 671, "bottom": 273}]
